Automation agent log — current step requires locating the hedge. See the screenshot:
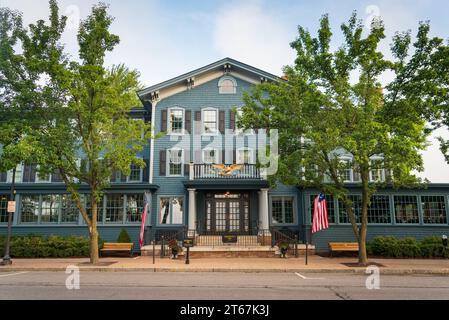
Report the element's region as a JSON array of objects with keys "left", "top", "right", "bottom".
[
  {"left": 0, "top": 235, "right": 103, "bottom": 258},
  {"left": 367, "top": 236, "right": 449, "bottom": 258}
]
